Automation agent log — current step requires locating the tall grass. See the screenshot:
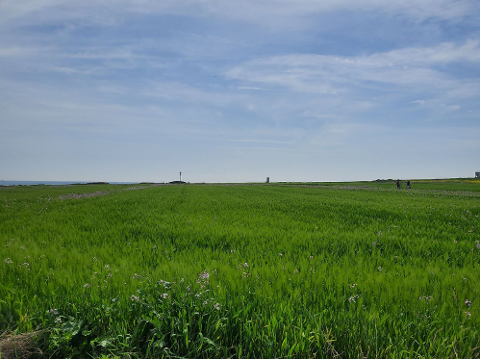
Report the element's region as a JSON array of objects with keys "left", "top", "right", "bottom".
[{"left": 1, "top": 182, "right": 479, "bottom": 358}]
